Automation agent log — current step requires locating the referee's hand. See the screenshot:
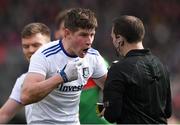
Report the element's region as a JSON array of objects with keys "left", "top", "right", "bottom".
[
  {"left": 96, "top": 102, "right": 105, "bottom": 117},
  {"left": 98, "top": 108, "right": 105, "bottom": 117}
]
